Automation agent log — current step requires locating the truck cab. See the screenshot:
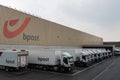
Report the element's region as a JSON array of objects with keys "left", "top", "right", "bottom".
[
  {"left": 60, "top": 52, "right": 74, "bottom": 72},
  {"left": 92, "top": 49, "right": 99, "bottom": 62},
  {"left": 96, "top": 49, "right": 103, "bottom": 61},
  {"left": 86, "top": 50, "right": 95, "bottom": 63},
  {"left": 103, "top": 49, "right": 109, "bottom": 58},
  {"left": 107, "top": 49, "right": 112, "bottom": 57},
  {"left": 80, "top": 51, "right": 91, "bottom": 67}
]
